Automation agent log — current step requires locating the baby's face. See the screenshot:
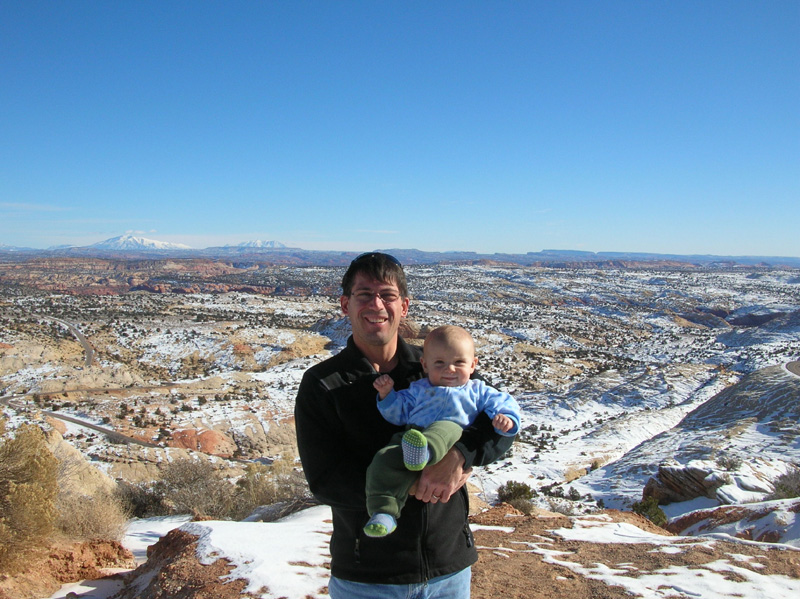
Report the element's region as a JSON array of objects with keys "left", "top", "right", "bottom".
[{"left": 421, "top": 337, "right": 478, "bottom": 387}]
